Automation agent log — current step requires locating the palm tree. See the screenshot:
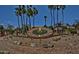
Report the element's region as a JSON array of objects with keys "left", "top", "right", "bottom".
[
  {"left": 21, "top": 5, "right": 28, "bottom": 34},
  {"left": 60, "top": 5, "right": 66, "bottom": 25},
  {"left": 32, "top": 7, "right": 38, "bottom": 27},
  {"left": 48, "top": 5, "right": 53, "bottom": 27},
  {"left": 44, "top": 16, "right": 47, "bottom": 27},
  {"left": 15, "top": 8, "right": 20, "bottom": 29},
  {"left": 48, "top": 5, "right": 56, "bottom": 29},
  {"left": 52, "top": 6, "right": 56, "bottom": 27},
  {"left": 27, "top": 6, "right": 33, "bottom": 29},
  {"left": 18, "top": 5, "right": 24, "bottom": 31},
  {"left": 56, "top": 5, "right": 60, "bottom": 26},
  {"left": 22, "top": 5, "right": 26, "bottom": 26}
]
